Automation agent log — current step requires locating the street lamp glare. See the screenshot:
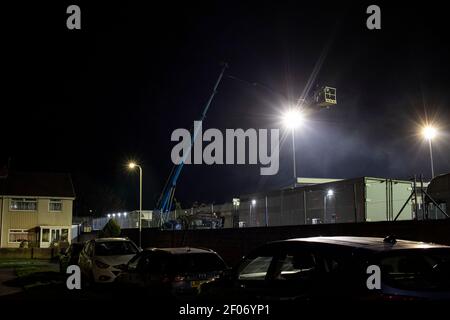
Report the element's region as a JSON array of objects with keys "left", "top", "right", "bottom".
[
  {"left": 128, "top": 162, "right": 137, "bottom": 169},
  {"left": 282, "top": 109, "right": 304, "bottom": 130},
  {"left": 422, "top": 126, "right": 437, "bottom": 140},
  {"left": 251, "top": 199, "right": 256, "bottom": 205},
  {"left": 327, "top": 189, "right": 334, "bottom": 197}
]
